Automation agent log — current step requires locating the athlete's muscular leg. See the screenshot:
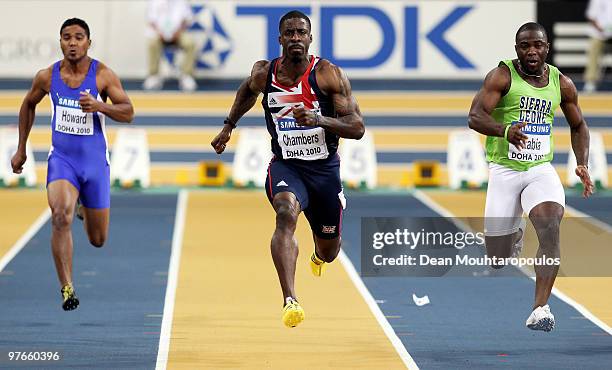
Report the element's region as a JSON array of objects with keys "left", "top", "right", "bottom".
[
  {"left": 313, "top": 235, "right": 341, "bottom": 263},
  {"left": 80, "top": 207, "right": 109, "bottom": 248},
  {"left": 485, "top": 231, "right": 522, "bottom": 269},
  {"left": 47, "top": 180, "right": 79, "bottom": 287},
  {"left": 529, "top": 201, "right": 563, "bottom": 309},
  {"left": 271, "top": 192, "right": 301, "bottom": 302}
]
